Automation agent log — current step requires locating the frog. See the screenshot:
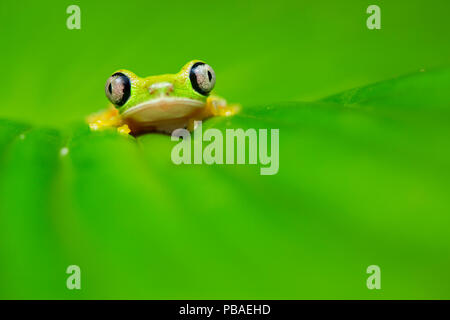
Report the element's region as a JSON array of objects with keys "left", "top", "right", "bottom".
[{"left": 87, "top": 60, "right": 239, "bottom": 135}]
